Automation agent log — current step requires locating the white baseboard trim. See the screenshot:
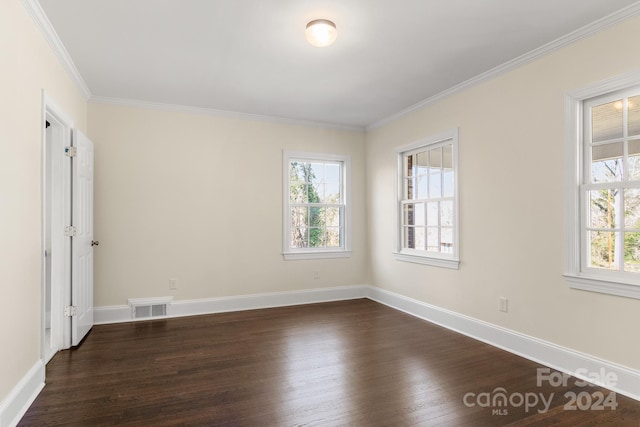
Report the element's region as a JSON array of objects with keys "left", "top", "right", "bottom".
[
  {"left": 94, "top": 285, "right": 369, "bottom": 324},
  {"left": 94, "top": 304, "right": 130, "bottom": 324},
  {"left": 0, "top": 360, "right": 44, "bottom": 427},
  {"left": 365, "top": 286, "right": 640, "bottom": 402}
]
